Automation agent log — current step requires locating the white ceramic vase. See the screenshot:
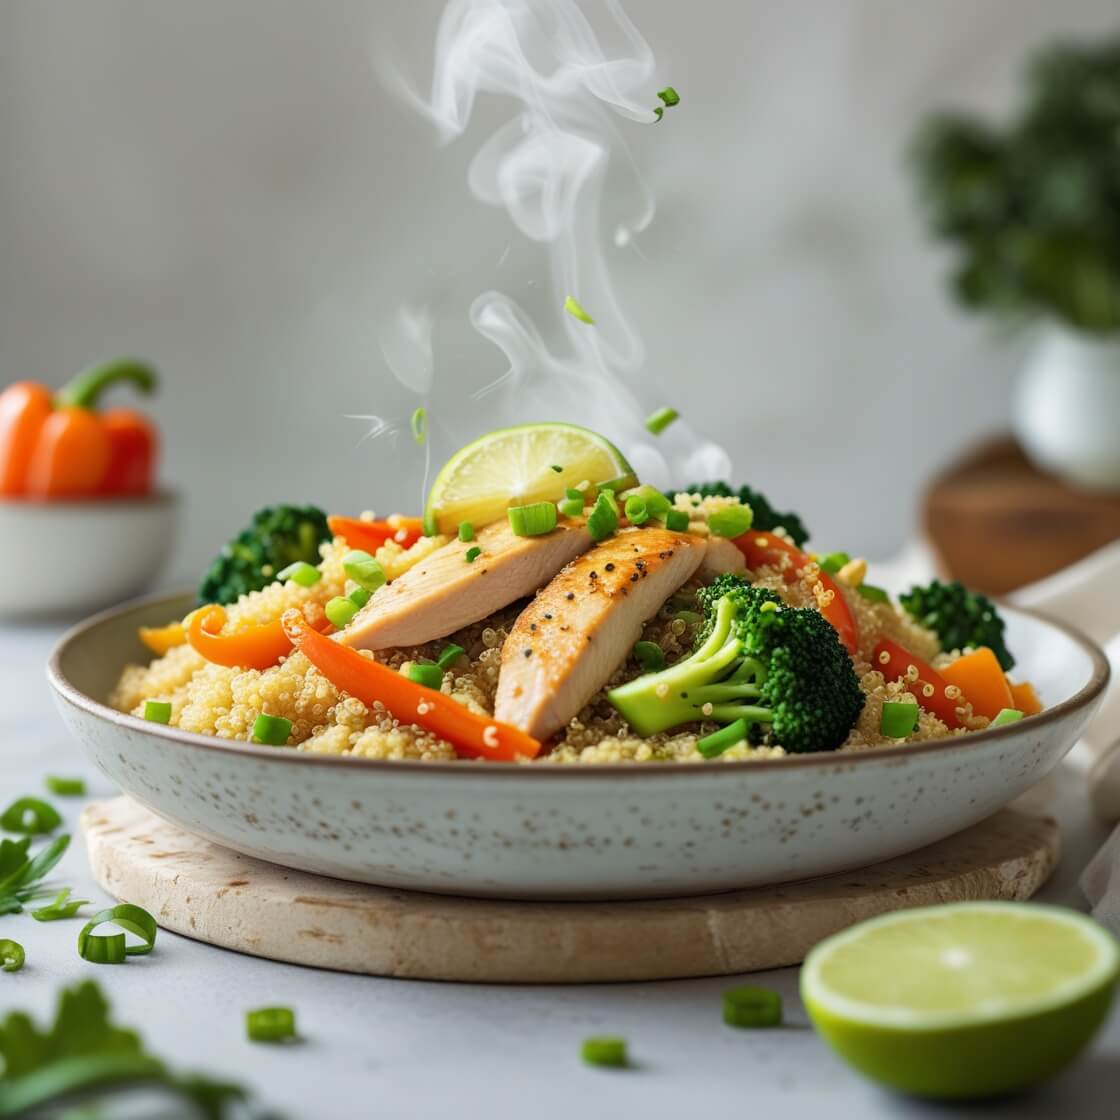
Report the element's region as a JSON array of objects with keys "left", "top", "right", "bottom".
[{"left": 1014, "top": 325, "right": 1120, "bottom": 489}]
